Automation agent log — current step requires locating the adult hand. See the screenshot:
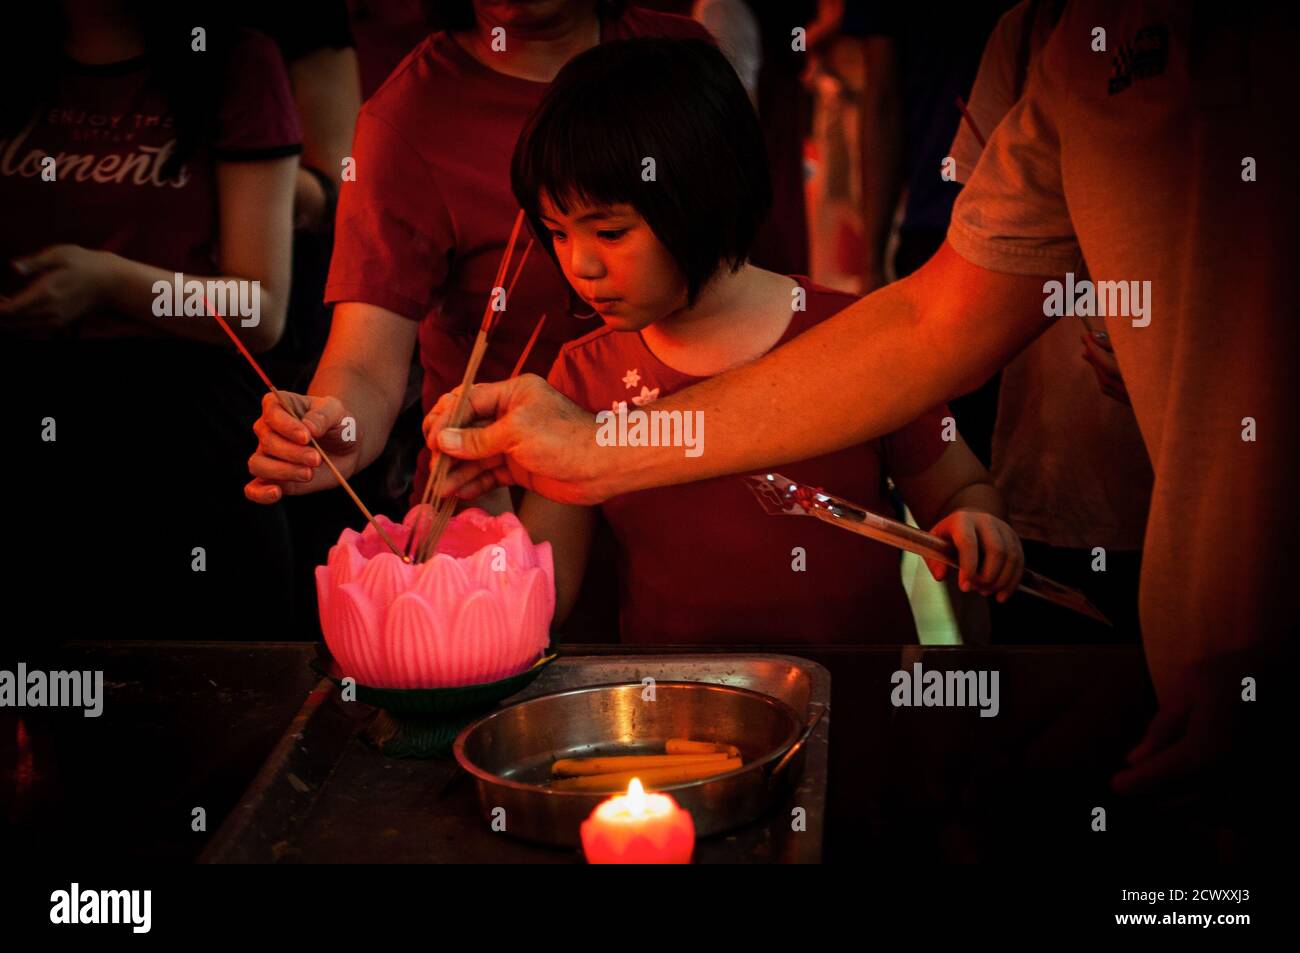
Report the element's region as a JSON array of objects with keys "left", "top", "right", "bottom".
[
  {"left": 424, "top": 374, "right": 607, "bottom": 505},
  {"left": 1081, "top": 331, "right": 1130, "bottom": 405},
  {"left": 246, "top": 391, "right": 357, "bottom": 503}
]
